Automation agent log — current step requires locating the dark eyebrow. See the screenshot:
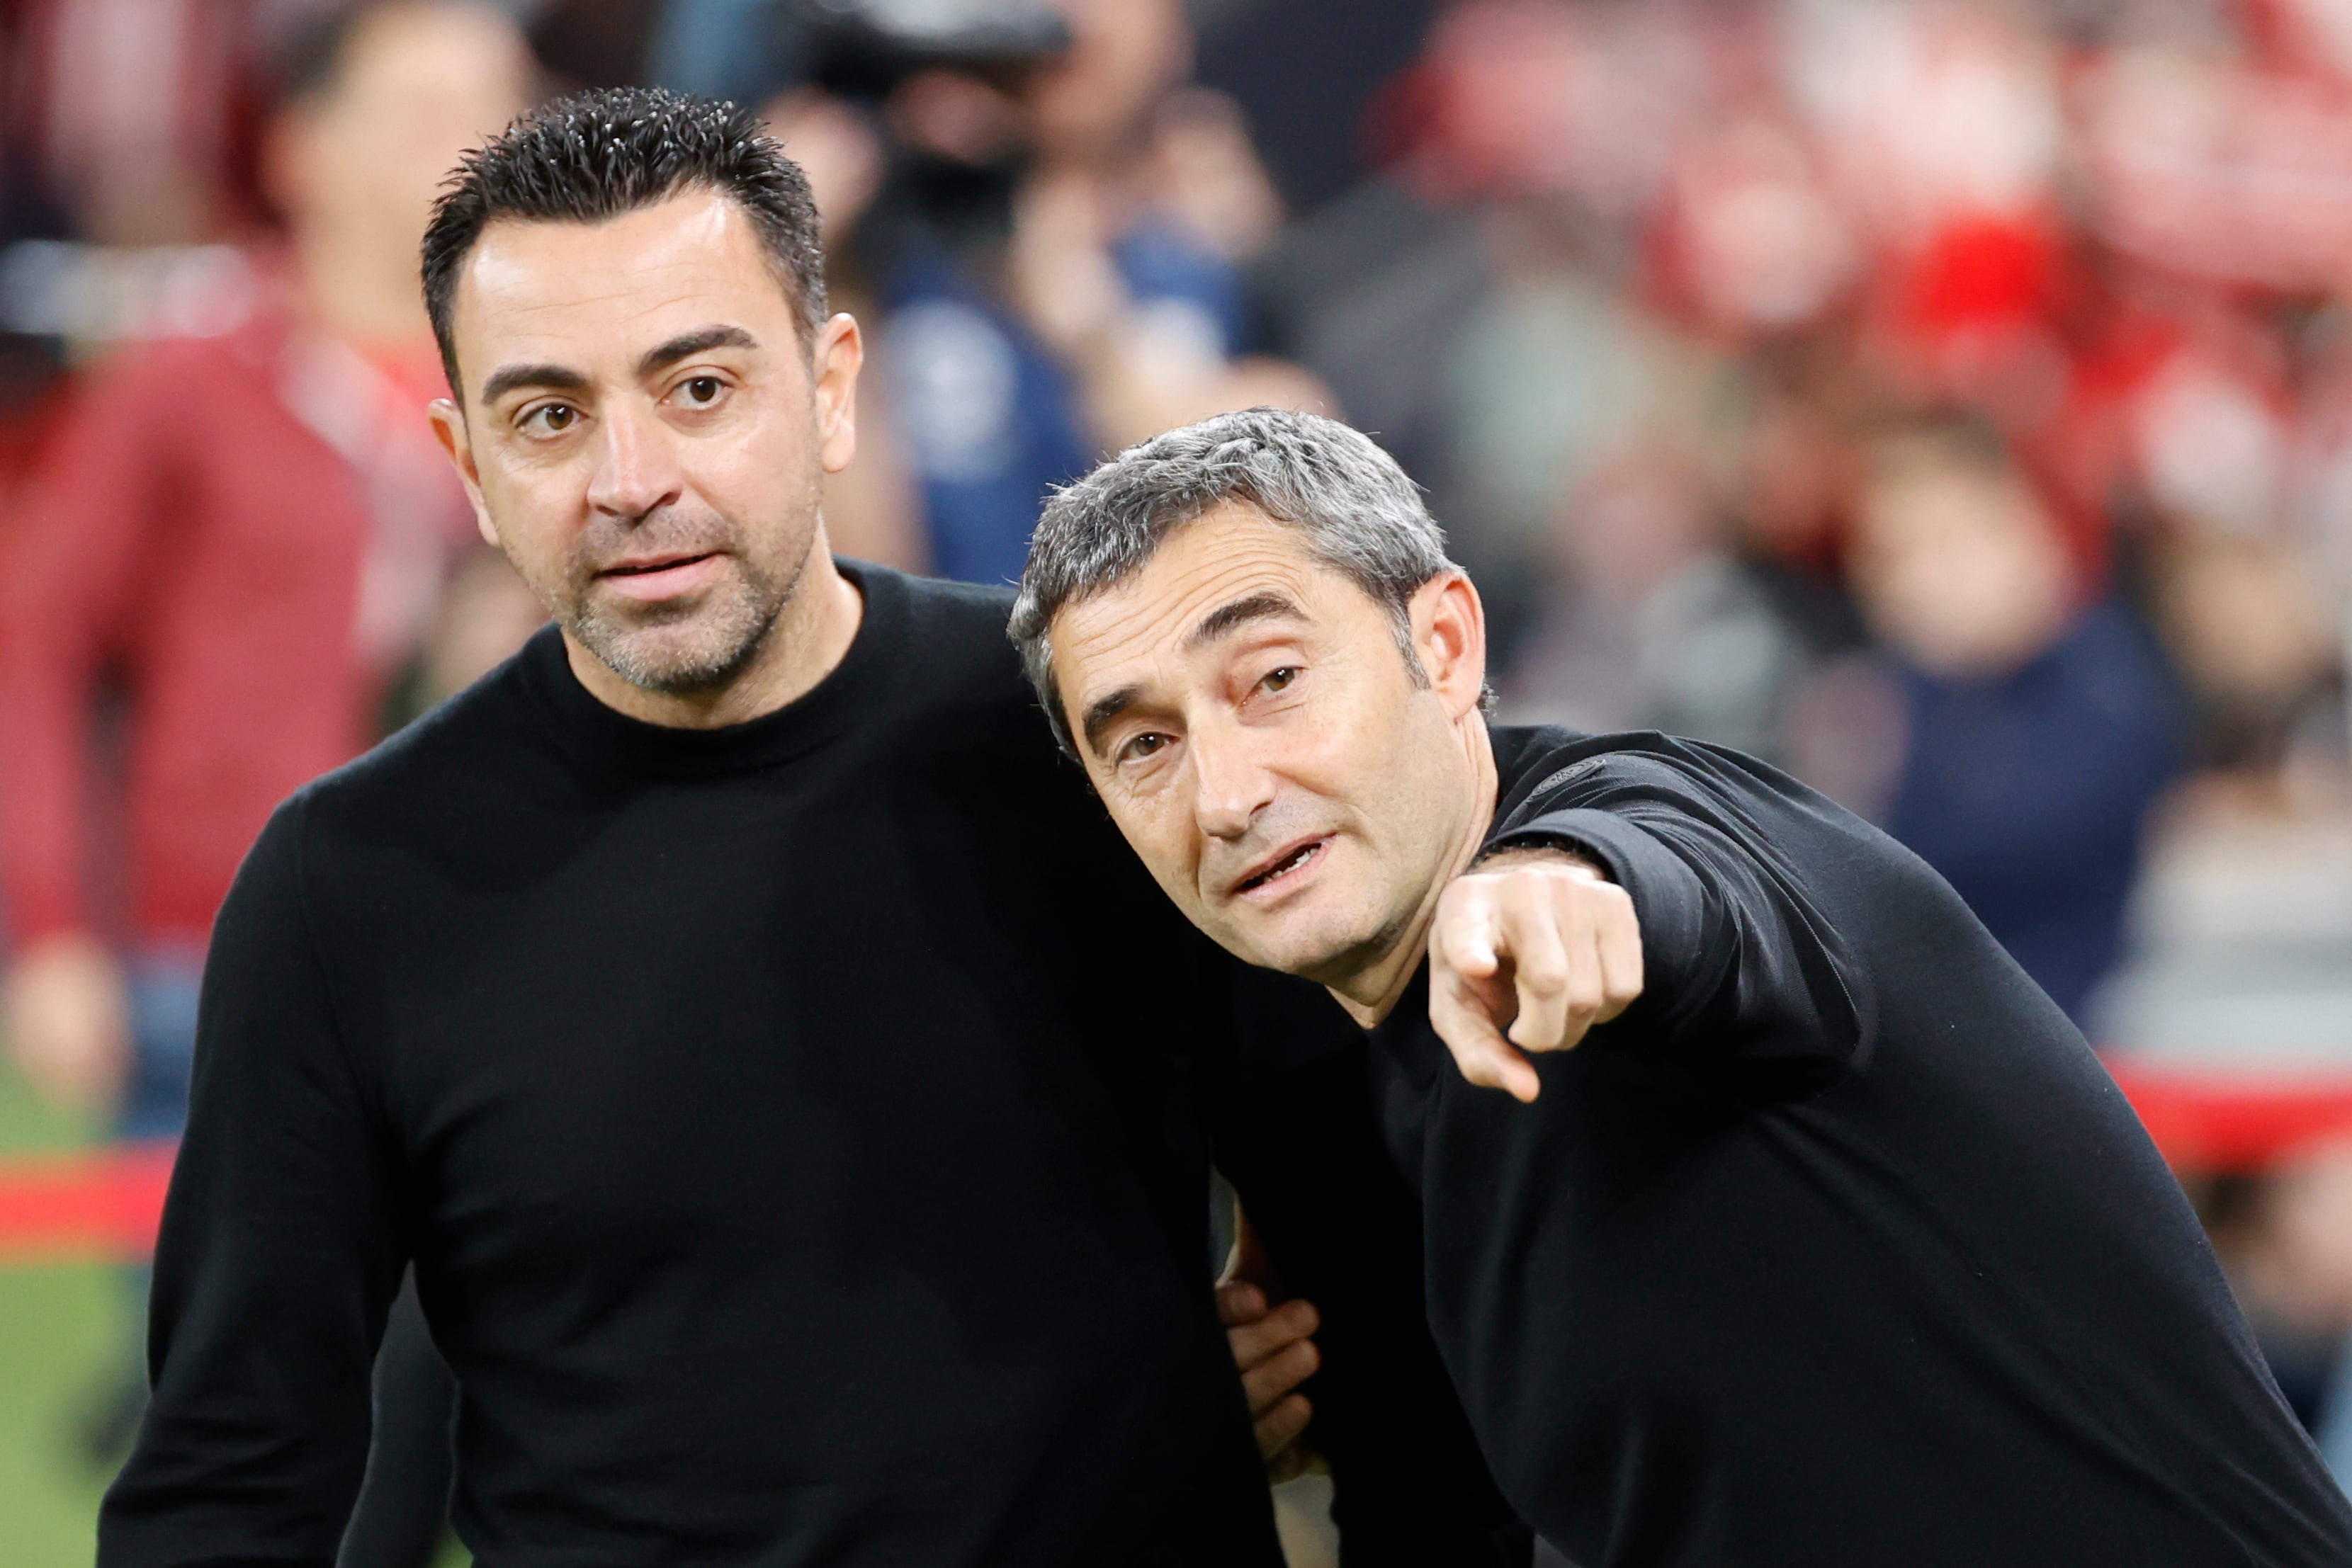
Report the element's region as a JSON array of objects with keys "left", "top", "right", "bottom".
[
  {"left": 636, "top": 324, "right": 758, "bottom": 380},
  {"left": 1186, "top": 591, "right": 1306, "bottom": 651},
  {"left": 1080, "top": 684, "right": 1144, "bottom": 759},
  {"left": 479, "top": 361, "right": 589, "bottom": 406},
  {"left": 477, "top": 327, "right": 760, "bottom": 409}
]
